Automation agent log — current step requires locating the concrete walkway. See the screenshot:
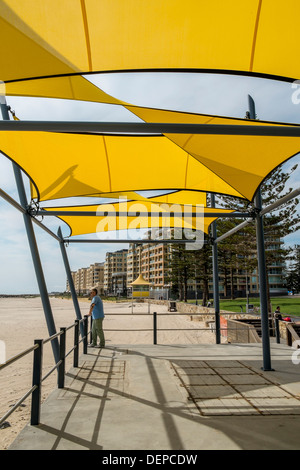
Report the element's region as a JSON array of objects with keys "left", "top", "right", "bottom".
[{"left": 9, "top": 343, "right": 300, "bottom": 450}]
